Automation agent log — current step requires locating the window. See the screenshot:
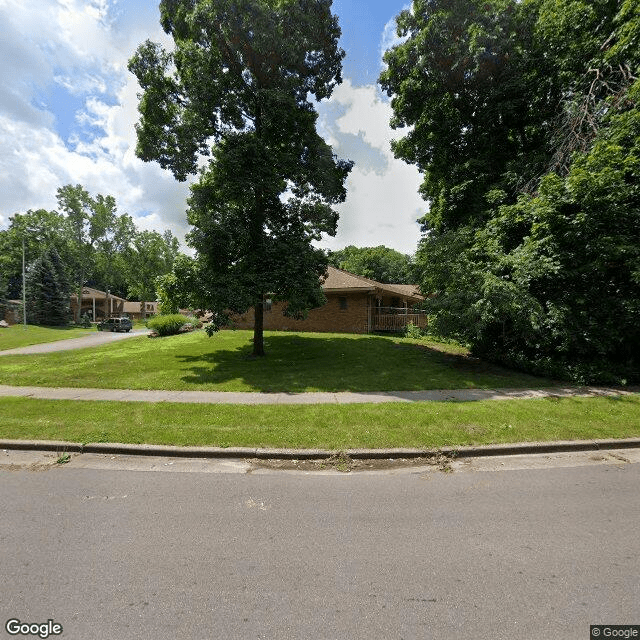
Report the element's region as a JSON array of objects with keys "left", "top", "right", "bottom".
[
  {"left": 264, "top": 298, "right": 272, "bottom": 312},
  {"left": 339, "top": 296, "right": 348, "bottom": 310}
]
